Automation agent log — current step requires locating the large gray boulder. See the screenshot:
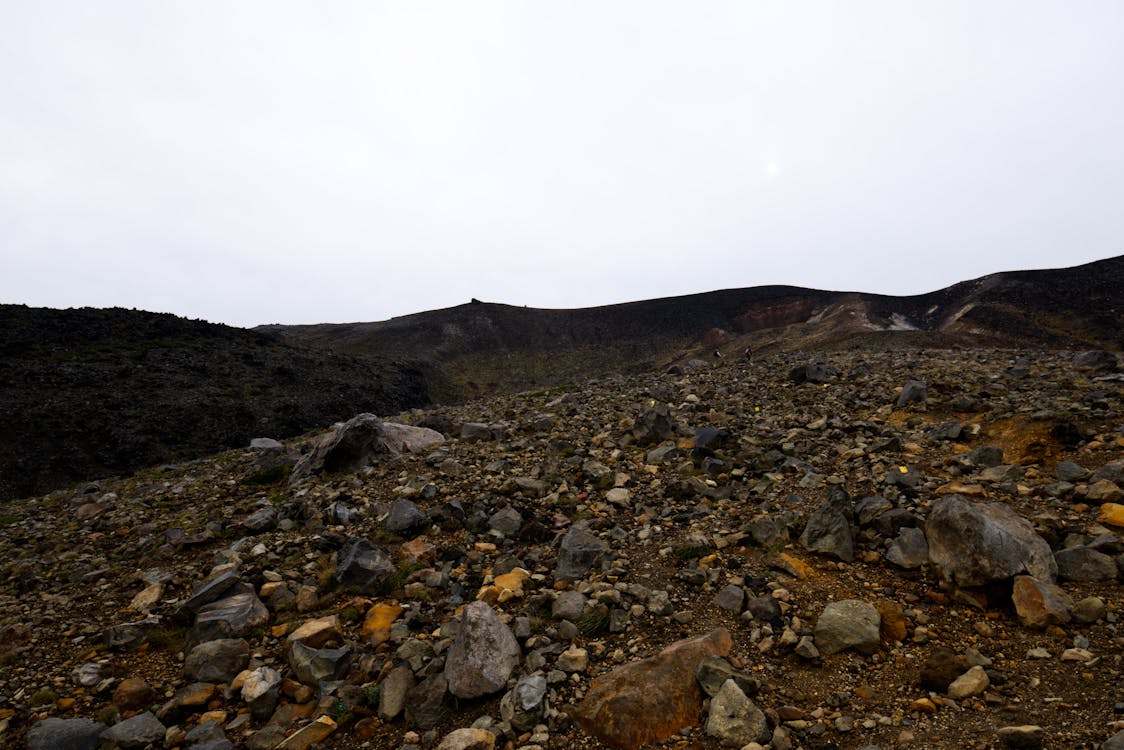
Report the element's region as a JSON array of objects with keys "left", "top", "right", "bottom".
[
  {"left": 27, "top": 718, "right": 107, "bottom": 750},
  {"left": 444, "top": 601, "right": 521, "bottom": 698},
  {"left": 925, "top": 495, "right": 1056, "bottom": 587},
  {"left": 290, "top": 413, "right": 397, "bottom": 483}
]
